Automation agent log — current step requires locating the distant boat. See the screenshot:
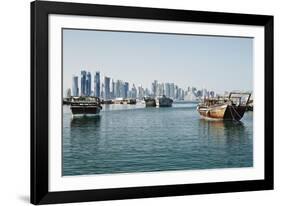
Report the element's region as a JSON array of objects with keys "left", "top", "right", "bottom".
[
  {"left": 112, "top": 98, "right": 137, "bottom": 104},
  {"left": 112, "top": 98, "right": 124, "bottom": 104},
  {"left": 122, "top": 98, "right": 137, "bottom": 105},
  {"left": 197, "top": 92, "right": 251, "bottom": 121},
  {"left": 101, "top": 99, "right": 113, "bottom": 104},
  {"left": 144, "top": 97, "right": 156, "bottom": 107},
  {"left": 70, "top": 96, "right": 102, "bottom": 116},
  {"left": 156, "top": 95, "right": 173, "bottom": 107}
]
